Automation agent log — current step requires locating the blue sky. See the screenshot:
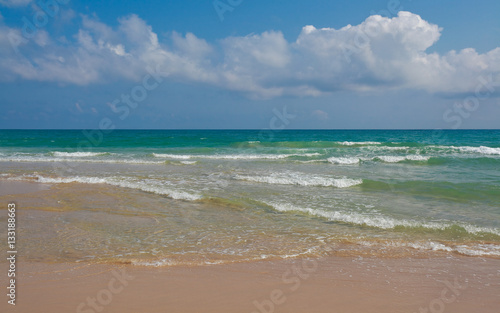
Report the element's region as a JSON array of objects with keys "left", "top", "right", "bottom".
[{"left": 0, "top": 0, "right": 499, "bottom": 129}]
